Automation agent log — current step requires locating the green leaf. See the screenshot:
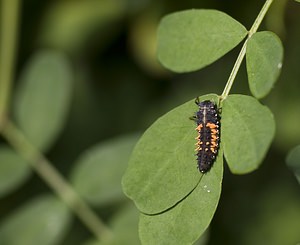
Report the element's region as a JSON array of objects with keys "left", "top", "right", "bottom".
[
  {"left": 222, "top": 94, "right": 275, "bottom": 174},
  {"left": 122, "top": 94, "right": 219, "bottom": 214},
  {"left": 70, "top": 134, "right": 139, "bottom": 206},
  {"left": 0, "top": 146, "right": 31, "bottom": 197},
  {"left": 286, "top": 145, "right": 300, "bottom": 184},
  {"left": 109, "top": 203, "right": 140, "bottom": 245},
  {"left": 83, "top": 203, "right": 140, "bottom": 245},
  {"left": 139, "top": 149, "right": 223, "bottom": 245},
  {"left": 14, "top": 50, "right": 73, "bottom": 152},
  {"left": 157, "top": 9, "right": 247, "bottom": 72},
  {"left": 246, "top": 31, "right": 283, "bottom": 99},
  {"left": 0, "top": 195, "right": 72, "bottom": 245}
]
